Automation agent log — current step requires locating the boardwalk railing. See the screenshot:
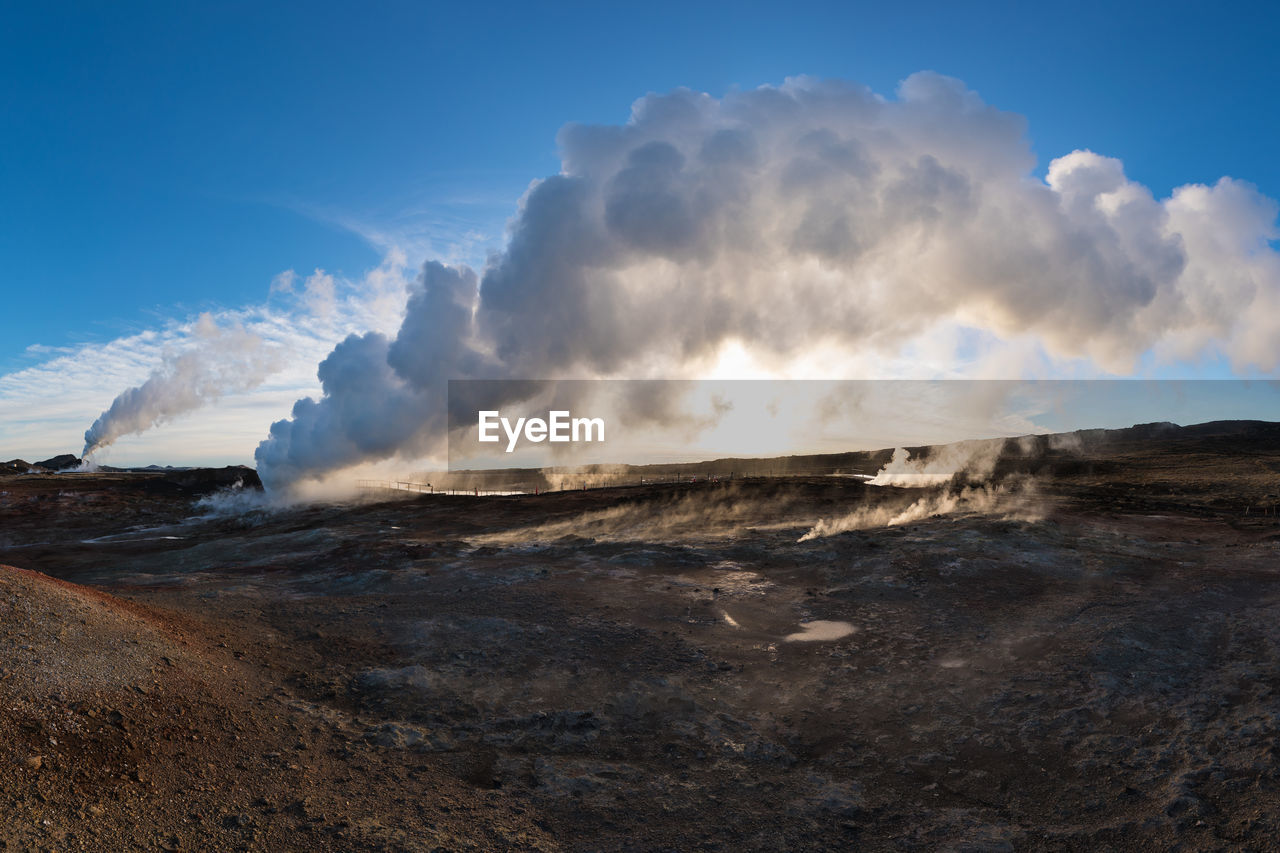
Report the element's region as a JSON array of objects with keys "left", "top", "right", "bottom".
[
  {"left": 355, "top": 472, "right": 800, "bottom": 497},
  {"left": 356, "top": 479, "right": 528, "bottom": 496},
  {"left": 357, "top": 479, "right": 433, "bottom": 493}
]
